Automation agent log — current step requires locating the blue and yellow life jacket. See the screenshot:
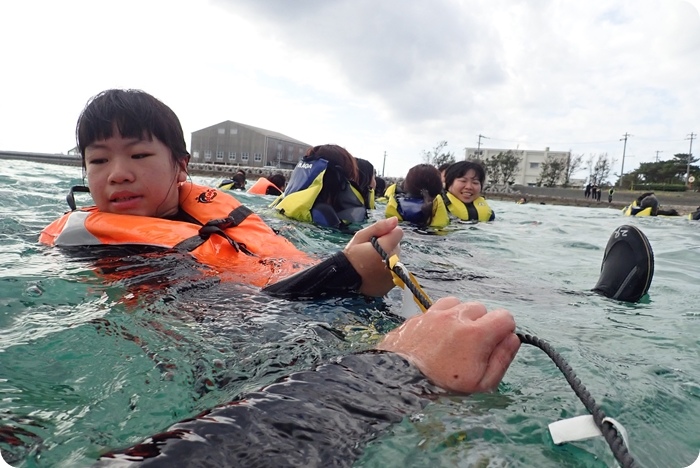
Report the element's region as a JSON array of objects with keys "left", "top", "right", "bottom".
[
  {"left": 385, "top": 191, "right": 449, "bottom": 228},
  {"left": 270, "top": 158, "right": 367, "bottom": 228},
  {"left": 442, "top": 192, "right": 495, "bottom": 222}
]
